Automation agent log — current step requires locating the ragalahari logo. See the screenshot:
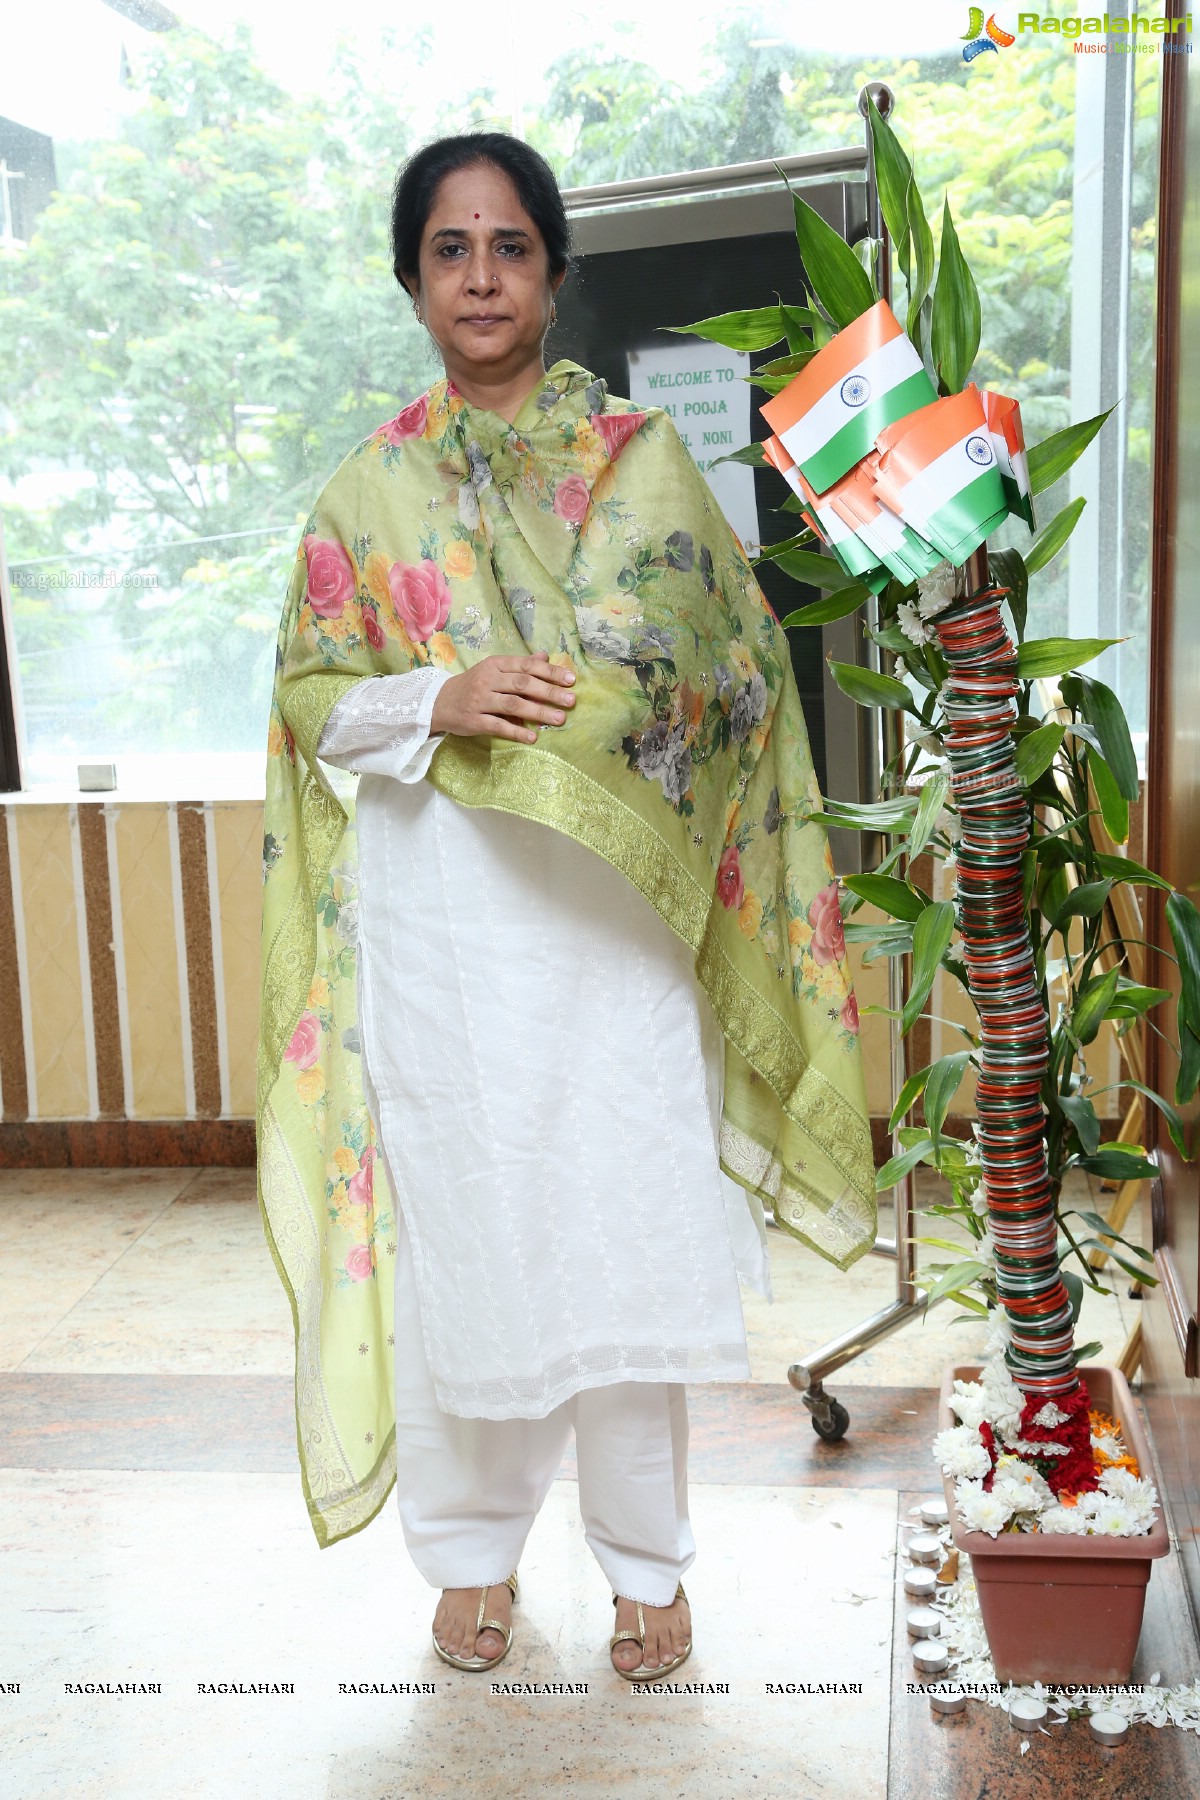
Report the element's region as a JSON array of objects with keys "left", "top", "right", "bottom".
[{"left": 961, "top": 8, "right": 1017, "bottom": 58}]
